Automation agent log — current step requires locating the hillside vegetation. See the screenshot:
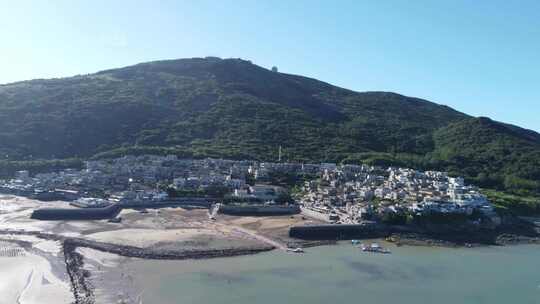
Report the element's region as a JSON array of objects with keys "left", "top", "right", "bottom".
[{"left": 0, "top": 57, "right": 538, "bottom": 205}]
